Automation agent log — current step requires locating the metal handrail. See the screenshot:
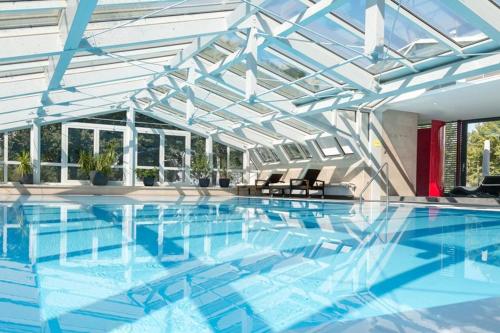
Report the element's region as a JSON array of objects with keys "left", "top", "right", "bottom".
[{"left": 359, "top": 162, "right": 389, "bottom": 206}]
